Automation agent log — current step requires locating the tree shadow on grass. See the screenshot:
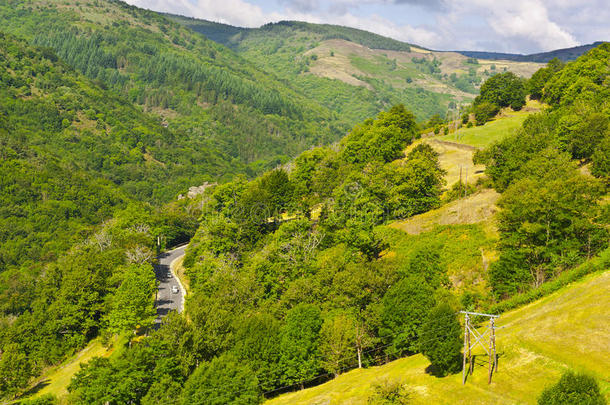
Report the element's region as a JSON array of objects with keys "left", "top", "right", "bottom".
[
  {"left": 424, "top": 355, "right": 463, "bottom": 378},
  {"left": 16, "top": 379, "right": 50, "bottom": 400}
]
